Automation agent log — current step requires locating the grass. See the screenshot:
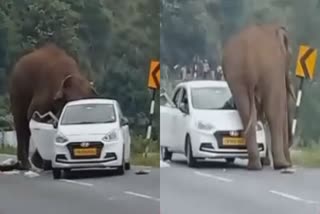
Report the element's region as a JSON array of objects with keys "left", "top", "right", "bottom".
[
  {"left": 131, "top": 152, "right": 160, "bottom": 168},
  {"left": 0, "top": 144, "right": 16, "bottom": 155},
  {"left": 291, "top": 146, "right": 320, "bottom": 168}
]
